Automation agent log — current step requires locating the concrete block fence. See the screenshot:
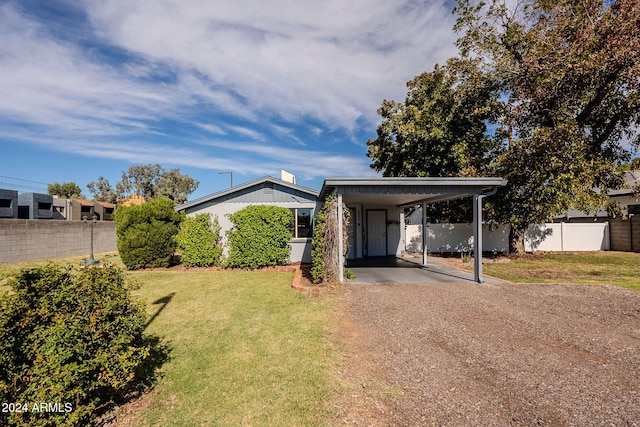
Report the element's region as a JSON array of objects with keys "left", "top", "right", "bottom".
[
  {"left": 0, "top": 219, "right": 116, "bottom": 263},
  {"left": 608, "top": 216, "right": 640, "bottom": 252}
]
